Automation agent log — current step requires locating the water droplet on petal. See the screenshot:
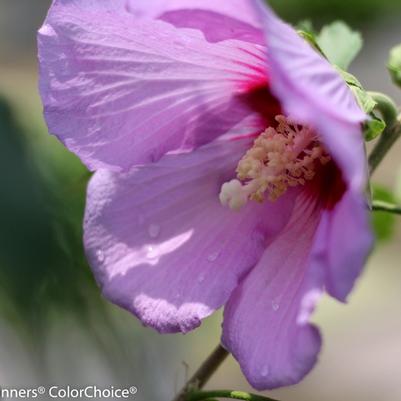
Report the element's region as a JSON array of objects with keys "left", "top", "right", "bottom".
[
  {"left": 96, "top": 250, "right": 105, "bottom": 263},
  {"left": 207, "top": 251, "right": 220, "bottom": 262},
  {"left": 261, "top": 365, "right": 270, "bottom": 377},
  {"left": 271, "top": 300, "right": 280, "bottom": 311},
  {"left": 146, "top": 245, "right": 157, "bottom": 259},
  {"left": 148, "top": 224, "right": 161, "bottom": 239},
  {"left": 198, "top": 274, "right": 205, "bottom": 283}
]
